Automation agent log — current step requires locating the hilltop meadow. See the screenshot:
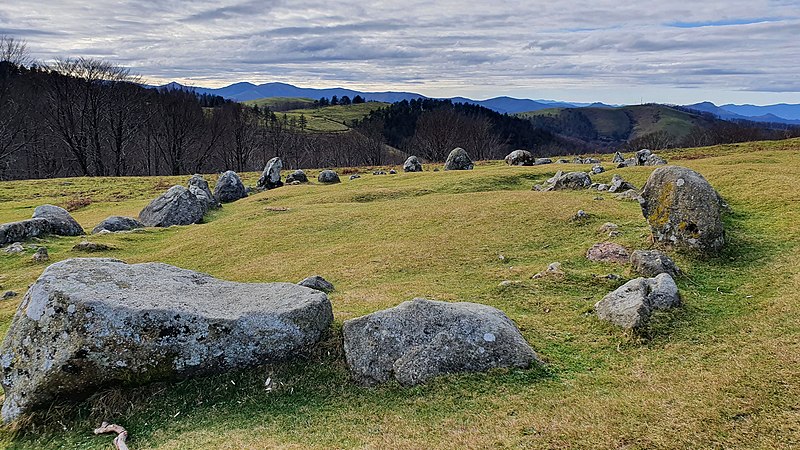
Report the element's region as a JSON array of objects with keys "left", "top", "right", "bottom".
[{"left": 0, "top": 139, "right": 799, "bottom": 448}]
